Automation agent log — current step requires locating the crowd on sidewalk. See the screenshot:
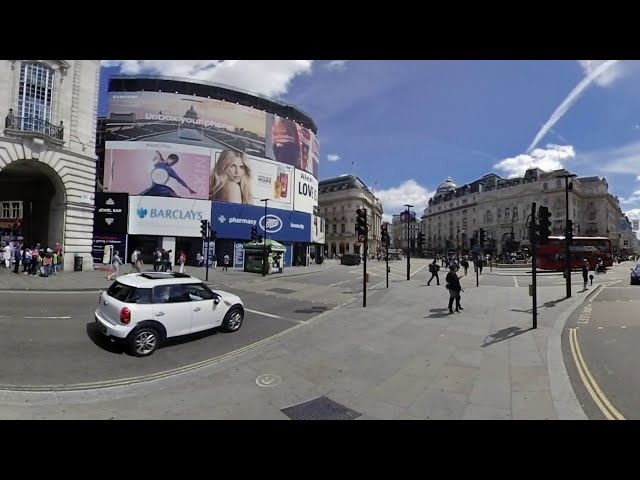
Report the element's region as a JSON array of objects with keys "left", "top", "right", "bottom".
[{"left": 2, "top": 240, "right": 64, "bottom": 278}]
